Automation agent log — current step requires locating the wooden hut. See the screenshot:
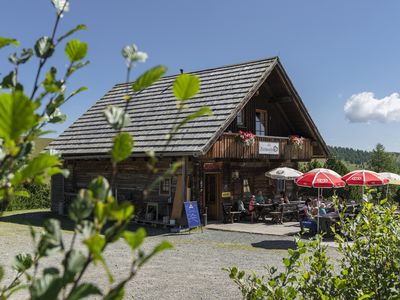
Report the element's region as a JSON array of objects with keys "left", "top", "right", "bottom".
[{"left": 49, "top": 57, "right": 328, "bottom": 224}]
